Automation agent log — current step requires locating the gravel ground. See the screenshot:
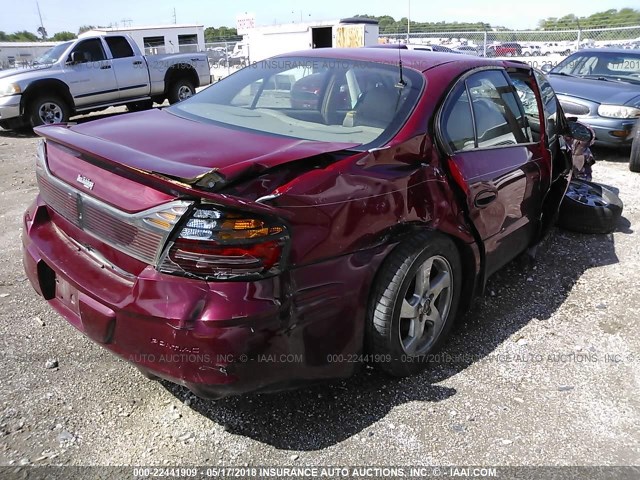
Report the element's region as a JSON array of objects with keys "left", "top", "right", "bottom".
[{"left": 0, "top": 110, "right": 638, "bottom": 469}]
